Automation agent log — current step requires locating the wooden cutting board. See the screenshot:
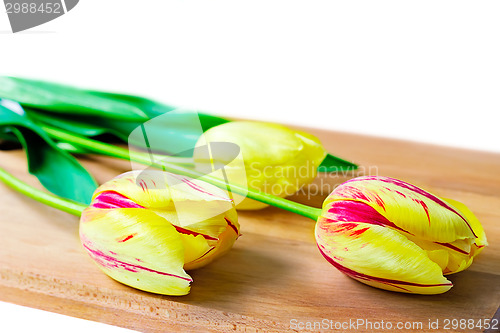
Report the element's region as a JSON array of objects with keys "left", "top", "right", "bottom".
[{"left": 1, "top": 128, "right": 499, "bottom": 333}]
